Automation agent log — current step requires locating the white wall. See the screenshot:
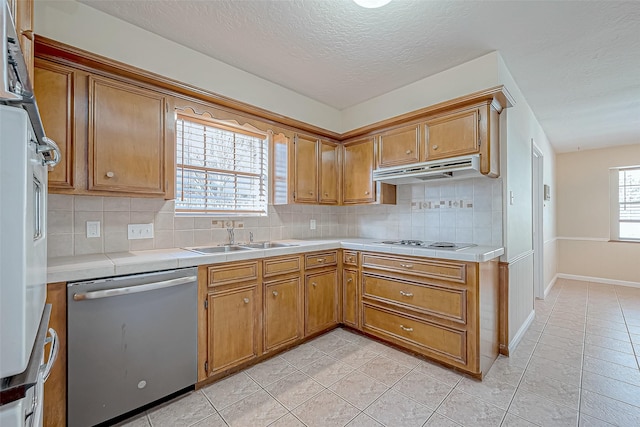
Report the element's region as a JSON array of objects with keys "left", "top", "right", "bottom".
[
  {"left": 557, "top": 144, "right": 640, "bottom": 285},
  {"left": 496, "top": 56, "right": 557, "bottom": 344},
  {"left": 34, "top": 0, "right": 343, "bottom": 132}
]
